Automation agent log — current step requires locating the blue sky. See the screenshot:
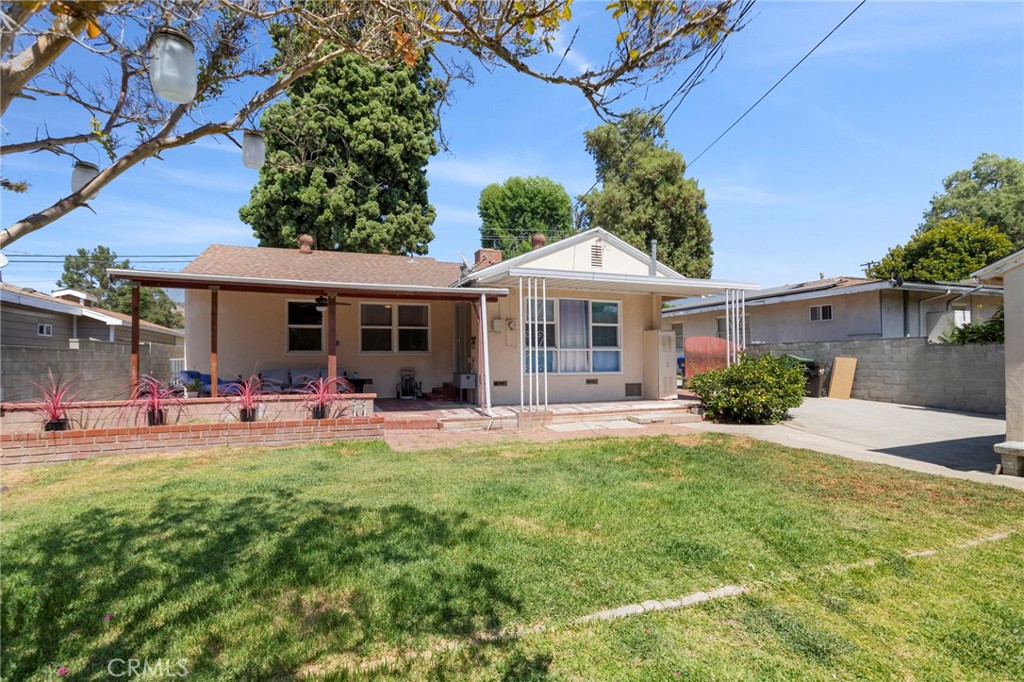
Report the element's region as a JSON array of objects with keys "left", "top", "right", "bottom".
[{"left": 2, "top": 1, "right": 1022, "bottom": 295}]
